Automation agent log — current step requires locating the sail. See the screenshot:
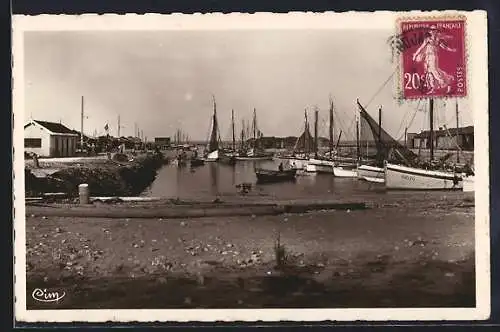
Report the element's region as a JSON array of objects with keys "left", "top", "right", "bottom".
[
  {"left": 208, "top": 99, "right": 219, "bottom": 153},
  {"left": 293, "top": 126, "right": 314, "bottom": 153},
  {"left": 356, "top": 100, "right": 418, "bottom": 165}
]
